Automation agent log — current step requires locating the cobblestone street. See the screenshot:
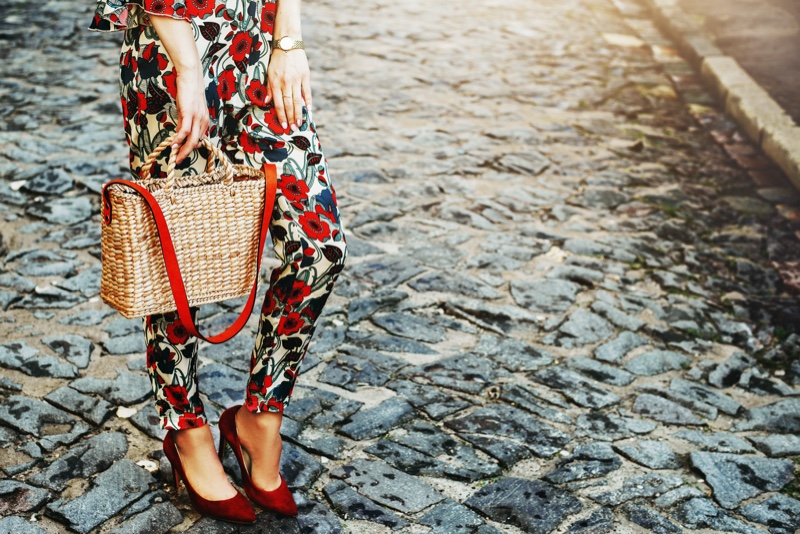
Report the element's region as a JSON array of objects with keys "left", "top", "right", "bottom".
[{"left": 2, "top": 0, "right": 800, "bottom": 531}]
